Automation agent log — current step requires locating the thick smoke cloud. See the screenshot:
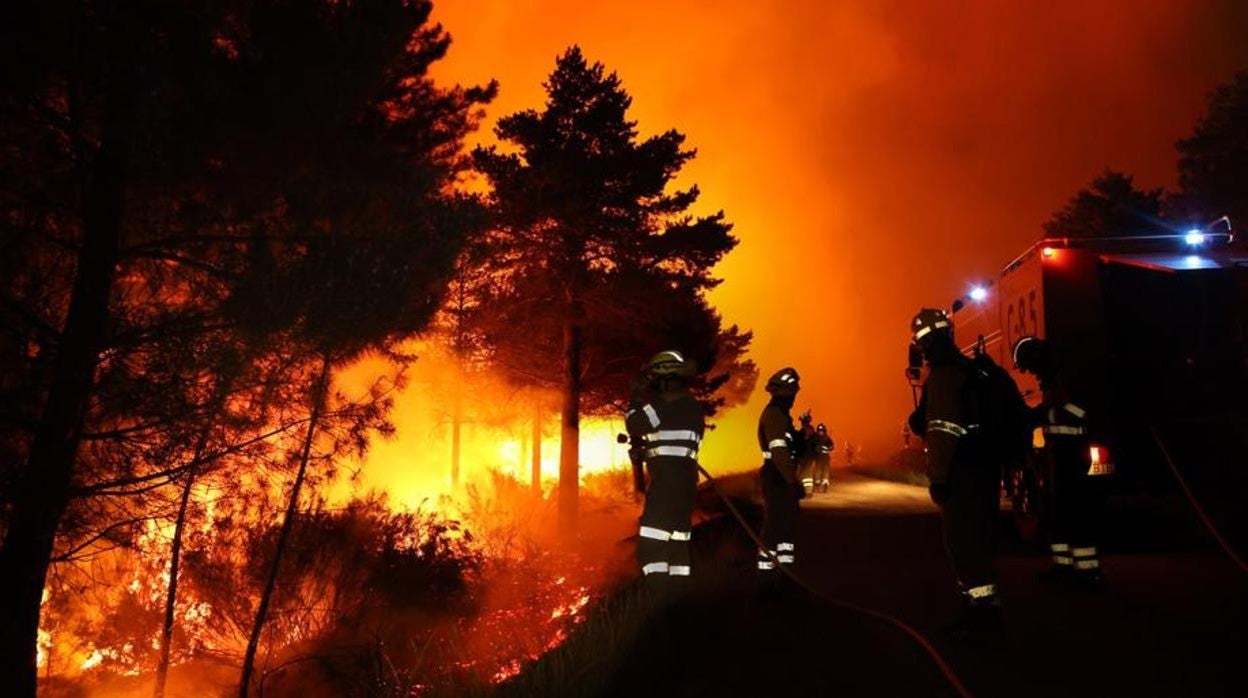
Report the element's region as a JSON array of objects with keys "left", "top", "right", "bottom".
[{"left": 428, "top": 0, "right": 1248, "bottom": 465}]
